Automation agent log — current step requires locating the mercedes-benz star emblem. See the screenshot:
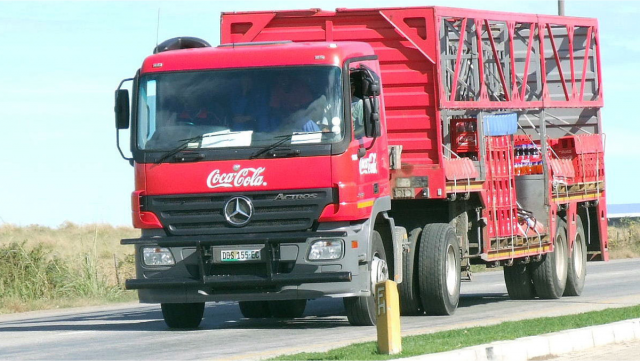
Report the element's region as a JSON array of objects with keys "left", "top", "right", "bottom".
[{"left": 224, "top": 196, "right": 253, "bottom": 227}]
